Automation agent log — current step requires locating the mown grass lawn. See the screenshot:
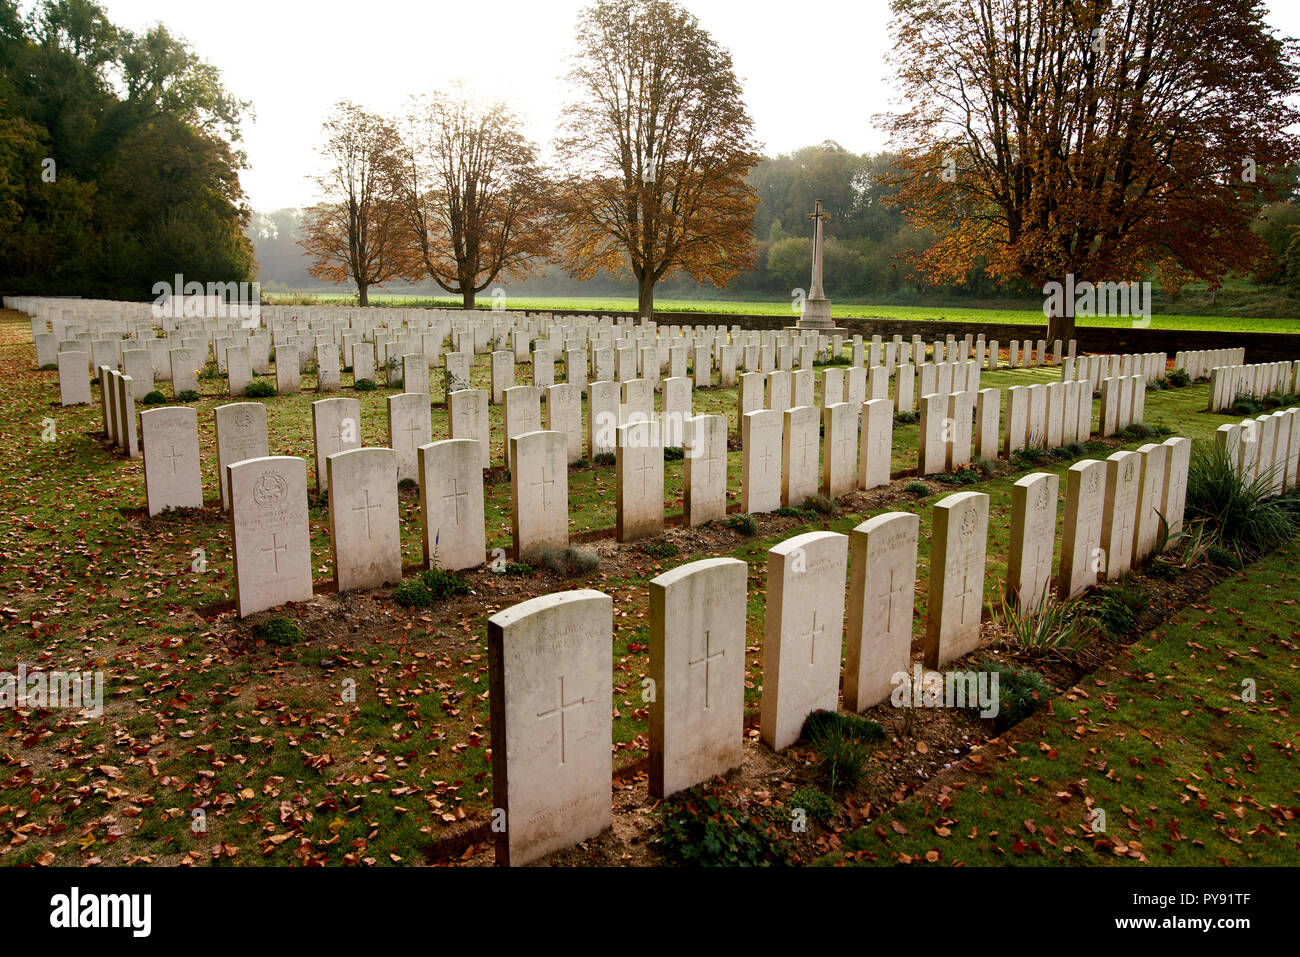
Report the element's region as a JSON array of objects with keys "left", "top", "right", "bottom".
[{"left": 0, "top": 307, "right": 1291, "bottom": 866}]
